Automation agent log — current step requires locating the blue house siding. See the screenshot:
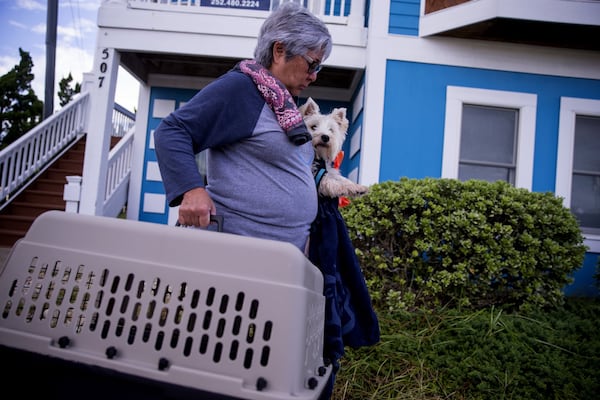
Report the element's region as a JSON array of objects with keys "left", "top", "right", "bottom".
[
  {"left": 565, "top": 252, "right": 600, "bottom": 297},
  {"left": 389, "top": 0, "right": 420, "bottom": 36},
  {"left": 380, "top": 60, "right": 600, "bottom": 192}
]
